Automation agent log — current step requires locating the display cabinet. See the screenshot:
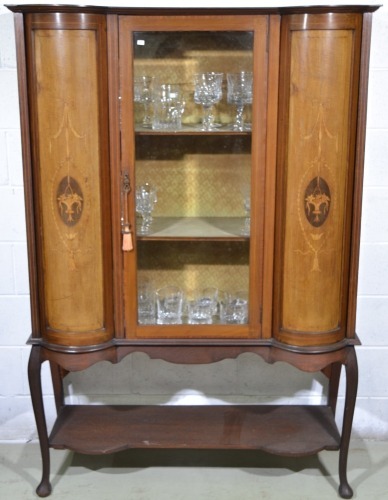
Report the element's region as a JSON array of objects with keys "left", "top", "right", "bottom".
[{"left": 7, "top": 3, "right": 379, "bottom": 498}]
